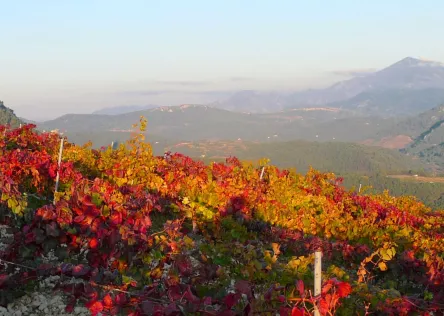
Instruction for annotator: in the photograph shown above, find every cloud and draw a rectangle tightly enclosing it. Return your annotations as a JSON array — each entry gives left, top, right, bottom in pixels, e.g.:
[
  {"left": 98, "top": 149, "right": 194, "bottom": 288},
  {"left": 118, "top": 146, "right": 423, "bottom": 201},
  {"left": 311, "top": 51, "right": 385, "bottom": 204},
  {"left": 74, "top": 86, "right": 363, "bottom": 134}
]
[
  {"left": 154, "top": 80, "right": 211, "bottom": 86},
  {"left": 195, "top": 90, "right": 236, "bottom": 96},
  {"left": 330, "top": 68, "right": 377, "bottom": 77},
  {"left": 119, "top": 89, "right": 174, "bottom": 96},
  {"left": 228, "top": 76, "right": 255, "bottom": 82},
  {"left": 118, "top": 89, "right": 236, "bottom": 97}
]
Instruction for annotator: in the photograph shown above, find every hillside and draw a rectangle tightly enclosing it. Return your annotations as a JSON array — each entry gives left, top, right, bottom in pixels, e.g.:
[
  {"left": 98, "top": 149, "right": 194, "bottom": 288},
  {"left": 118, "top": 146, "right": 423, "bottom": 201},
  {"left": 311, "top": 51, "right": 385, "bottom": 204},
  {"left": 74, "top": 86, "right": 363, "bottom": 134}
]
[
  {"left": 0, "top": 101, "right": 22, "bottom": 127},
  {"left": 415, "top": 143, "right": 444, "bottom": 170},
  {"left": 0, "top": 124, "right": 442, "bottom": 315},
  {"left": 341, "top": 173, "right": 444, "bottom": 210},
  {"left": 37, "top": 105, "right": 394, "bottom": 144},
  {"left": 376, "top": 104, "right": 444, "bottom": 138},
  {"left": 367, "top": 105, "right": 444, "bottom": 171},
  {"left": 38, "top": 105, "right": 282, "bottom": 141},
  {"left": 164, "top": 139, "right": 425, "bottom": 175},
  {"left": 324, "top": 88, "right": 444, "bottom": 117}
]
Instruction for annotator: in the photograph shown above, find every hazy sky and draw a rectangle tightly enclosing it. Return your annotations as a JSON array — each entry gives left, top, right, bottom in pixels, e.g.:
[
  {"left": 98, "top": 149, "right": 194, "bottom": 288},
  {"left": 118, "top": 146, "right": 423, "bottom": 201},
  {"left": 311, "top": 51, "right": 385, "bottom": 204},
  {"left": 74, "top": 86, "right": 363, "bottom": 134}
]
[{"left": 1, "top": 0, "right": 443, "bottom": 120}]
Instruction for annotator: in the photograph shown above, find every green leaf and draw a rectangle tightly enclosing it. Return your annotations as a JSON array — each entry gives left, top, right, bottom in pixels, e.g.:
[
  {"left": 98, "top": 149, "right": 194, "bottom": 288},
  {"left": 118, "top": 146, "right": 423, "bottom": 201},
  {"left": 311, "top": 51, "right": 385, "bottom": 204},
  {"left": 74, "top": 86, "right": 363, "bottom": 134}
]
[
  {"left": 42, "top": 238, "right": 59, "bottom": 254},
  {"left": 91, "top": 193, "right": 103, "bottom": 207},
  {"left": 213, "top": 255, "right": 231, "bottom": 266},
  {"left": 19, "top": 246, "right": 35, "bottom": 259},
  {"left": 55, "top": 247, "right": 69, "bottom": 260}
]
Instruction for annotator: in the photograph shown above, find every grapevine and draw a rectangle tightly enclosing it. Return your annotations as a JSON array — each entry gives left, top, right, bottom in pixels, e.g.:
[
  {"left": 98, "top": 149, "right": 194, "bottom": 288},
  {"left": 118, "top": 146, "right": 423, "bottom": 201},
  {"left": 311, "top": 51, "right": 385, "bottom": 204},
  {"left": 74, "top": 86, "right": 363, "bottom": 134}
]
[{"left": 0, "top": 120, "right": 443, "bottom": 315}]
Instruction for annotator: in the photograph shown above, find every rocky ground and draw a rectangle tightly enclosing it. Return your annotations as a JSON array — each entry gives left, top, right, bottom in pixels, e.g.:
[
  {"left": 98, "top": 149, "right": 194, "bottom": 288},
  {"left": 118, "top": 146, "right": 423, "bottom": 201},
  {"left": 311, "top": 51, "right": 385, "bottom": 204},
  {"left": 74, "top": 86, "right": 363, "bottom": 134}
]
[{"left": 0, "top": 225, "right": 91, "bottom": 316}]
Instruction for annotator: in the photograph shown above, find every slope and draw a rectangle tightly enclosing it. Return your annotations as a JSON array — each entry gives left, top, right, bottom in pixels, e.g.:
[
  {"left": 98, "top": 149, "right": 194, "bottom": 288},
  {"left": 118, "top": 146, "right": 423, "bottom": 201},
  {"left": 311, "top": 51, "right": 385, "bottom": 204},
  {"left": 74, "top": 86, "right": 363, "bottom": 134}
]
[
  {"left": 325, "top": 88, "right": 444, "bottom": 117},
  {"left": 0, "top": 101, "right": 22, "bottom": 127},
  {"left": 286, "top": 57, "right": 444, "bottom": 108},
  {"left": 367, "top": 105, "right": 444, "bottom": 172},
  {"left": 165, "top": 139, "right": 425, "bottom": 175},
  {"left": 37, "top": 105, "right": 395, "bottom": 144}
]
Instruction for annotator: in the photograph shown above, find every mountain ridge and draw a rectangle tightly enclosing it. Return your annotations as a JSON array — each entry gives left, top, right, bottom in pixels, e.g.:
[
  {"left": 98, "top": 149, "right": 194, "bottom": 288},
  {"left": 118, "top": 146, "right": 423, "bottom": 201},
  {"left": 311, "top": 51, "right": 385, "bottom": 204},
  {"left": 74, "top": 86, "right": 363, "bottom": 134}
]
[
  {"left": 93, "top": 104, "right": 160, "bottom": 115},
  {"left": 91, "top": 57, "right": 444, "bottom": 117},
  {"left": 285, "top": 57, "right": 444, "bottom": 110},
  {"left": 0, "top": 101, "right": 22, "bottom": 127}
]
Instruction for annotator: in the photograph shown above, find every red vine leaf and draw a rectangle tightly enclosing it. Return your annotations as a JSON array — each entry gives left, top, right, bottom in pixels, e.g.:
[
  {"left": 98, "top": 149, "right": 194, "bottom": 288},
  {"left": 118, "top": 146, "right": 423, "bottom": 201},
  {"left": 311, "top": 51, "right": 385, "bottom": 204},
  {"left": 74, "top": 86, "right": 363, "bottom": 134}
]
[
  {"left": 235, "top": 280, "right": 252, "bottom": 299},
  {"left": 86, "top": 300, "right": 104, "bottom": 316},
  {"left": 295, "top": 280, "right": 305, "bottom": 297},
  {"left": 291, "top": 307, "right": 305, "bottom": 316},
  {"left": 224, "top": 293, "right": 240, "bottom": 308},
  {"left": 103, "top": 294, "right": 113, "bottom": 307},
  {"left": 337, "top": 282, "right": 352, "bottom": 298}
]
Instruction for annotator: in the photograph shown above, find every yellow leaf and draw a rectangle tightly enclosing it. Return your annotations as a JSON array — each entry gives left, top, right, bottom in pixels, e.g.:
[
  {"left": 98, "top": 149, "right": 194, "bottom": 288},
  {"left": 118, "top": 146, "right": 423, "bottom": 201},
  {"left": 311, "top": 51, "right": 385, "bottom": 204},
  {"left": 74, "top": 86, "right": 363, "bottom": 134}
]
[
  {"left": 183, "top": 236, "right": 194, "bottom": 247},
  {"left": 272, "top": 243, "right": 281, "bottom": 255},
  {"left": 378, "top": 261, "right": 388, "bottom": 271},
  {"left": 380, "top": 247, "right": 396, "bottom": 261}
]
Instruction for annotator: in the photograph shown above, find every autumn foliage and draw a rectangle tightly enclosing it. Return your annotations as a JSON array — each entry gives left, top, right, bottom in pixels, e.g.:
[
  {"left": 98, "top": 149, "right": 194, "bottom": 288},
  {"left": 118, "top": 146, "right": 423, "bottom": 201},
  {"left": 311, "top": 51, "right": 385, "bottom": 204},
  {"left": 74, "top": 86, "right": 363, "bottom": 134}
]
[{"left": 0, "top": 119, "right": 443, "bottom": 315}]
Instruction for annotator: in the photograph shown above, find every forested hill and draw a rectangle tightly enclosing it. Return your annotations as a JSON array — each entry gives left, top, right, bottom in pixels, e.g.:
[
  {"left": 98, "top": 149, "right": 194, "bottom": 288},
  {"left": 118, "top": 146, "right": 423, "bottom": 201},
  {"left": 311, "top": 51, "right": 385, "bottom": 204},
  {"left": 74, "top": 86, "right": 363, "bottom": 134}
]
[
  {"left": 167, "top": 140, "right": 426, "bottom": 175},
  {"left": 0, "top": 101, "right": 22, "bottom": 127}
]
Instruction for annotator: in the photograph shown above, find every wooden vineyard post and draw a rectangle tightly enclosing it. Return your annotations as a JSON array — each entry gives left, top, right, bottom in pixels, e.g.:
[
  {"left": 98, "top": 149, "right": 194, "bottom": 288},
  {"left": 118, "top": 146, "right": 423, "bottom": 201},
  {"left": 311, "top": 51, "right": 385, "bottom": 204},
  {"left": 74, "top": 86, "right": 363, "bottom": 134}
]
[
  {"left": 111, "top": 141, "right": 114, "bottom": 149},
  {"left": 359, "top": 183, "right": 362, "bottom": 193},
  {"left": 313, "top": 250, "right": 322, "bottom": 316},
  {"left": 260, "top": 166, "right": 265, "bottom": 180},
  {"left": 53, "top": 137, "right": 64, "bottom": 205}
]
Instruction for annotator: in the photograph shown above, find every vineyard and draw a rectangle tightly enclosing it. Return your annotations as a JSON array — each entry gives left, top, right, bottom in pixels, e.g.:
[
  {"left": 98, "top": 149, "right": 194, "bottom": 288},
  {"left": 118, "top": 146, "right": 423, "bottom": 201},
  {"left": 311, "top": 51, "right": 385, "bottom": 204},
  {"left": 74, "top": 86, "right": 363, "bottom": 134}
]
[{"left": 0, "top": 118, "right": 443, "bottom": 315}]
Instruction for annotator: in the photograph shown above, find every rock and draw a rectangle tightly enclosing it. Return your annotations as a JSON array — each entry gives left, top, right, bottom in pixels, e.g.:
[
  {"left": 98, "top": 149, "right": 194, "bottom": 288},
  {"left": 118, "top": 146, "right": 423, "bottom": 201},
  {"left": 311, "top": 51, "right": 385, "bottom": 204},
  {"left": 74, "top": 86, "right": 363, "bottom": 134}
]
[
  {"left": 38, "top": 303, "right": 47, "bottom": 311},
  {"left": 74, "top": 306, "right": 85, "bottom": 314}
]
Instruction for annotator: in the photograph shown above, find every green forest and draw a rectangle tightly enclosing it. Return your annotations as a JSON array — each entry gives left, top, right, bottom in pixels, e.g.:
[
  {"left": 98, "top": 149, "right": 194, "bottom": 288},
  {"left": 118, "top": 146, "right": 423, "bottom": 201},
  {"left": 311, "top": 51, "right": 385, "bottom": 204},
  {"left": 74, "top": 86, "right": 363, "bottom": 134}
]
[{"left": 340, "top": 173, "right": 444, "bottom": 210}]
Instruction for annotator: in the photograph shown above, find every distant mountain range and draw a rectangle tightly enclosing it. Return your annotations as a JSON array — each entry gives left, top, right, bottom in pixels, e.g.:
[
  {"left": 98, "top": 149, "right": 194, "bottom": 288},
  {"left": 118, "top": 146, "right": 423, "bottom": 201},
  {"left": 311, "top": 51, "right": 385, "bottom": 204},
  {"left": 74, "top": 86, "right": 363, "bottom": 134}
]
[
  {"left": 318, "top": 88, "right": 444, "bottom": 117},
  {"left": 95, "top": 57, "right": 444, "bottom": 118},
  {"left": 285, "top": 57, "right": 444, "bottom": 108},
  {"left": 232, "top": 57, "right": 444, "bottom": 116},
  {"left": 38, "top": 104, "right": 396, "bottom": 144},
  {"left": 93, "top": 104, "right": 159, "bottom": 115}
]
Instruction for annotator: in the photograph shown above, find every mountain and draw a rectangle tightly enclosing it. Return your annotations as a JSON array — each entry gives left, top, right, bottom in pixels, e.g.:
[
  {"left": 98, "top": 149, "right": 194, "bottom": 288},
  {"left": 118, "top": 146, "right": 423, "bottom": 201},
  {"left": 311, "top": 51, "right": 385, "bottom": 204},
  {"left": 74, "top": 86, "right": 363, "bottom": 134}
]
[
  {"left": 207, "top": 57, "right": 444, "bottom": 116},
  {"left": 286, "top": 57, "right": 444, "bottom": 108},
  {"left": 92, "top": 104, "right": 160, "bottom": 115},
  {"left": 325, "top": 88, "right": 444, "bottom": 117},
  {"left": 37, "top": 105, "right": 395, "bottom": 145},
  {"left": 0, "top": 101, "right": 22, "bottom": 127}
]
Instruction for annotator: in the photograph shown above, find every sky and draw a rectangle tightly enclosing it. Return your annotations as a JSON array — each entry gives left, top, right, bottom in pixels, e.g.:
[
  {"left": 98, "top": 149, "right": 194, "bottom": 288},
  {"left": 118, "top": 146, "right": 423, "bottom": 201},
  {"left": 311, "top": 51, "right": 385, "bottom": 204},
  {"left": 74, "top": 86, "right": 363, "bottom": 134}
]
[{"left": 1, "top": 0, "right": 444, "bottom": 121}]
